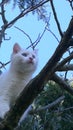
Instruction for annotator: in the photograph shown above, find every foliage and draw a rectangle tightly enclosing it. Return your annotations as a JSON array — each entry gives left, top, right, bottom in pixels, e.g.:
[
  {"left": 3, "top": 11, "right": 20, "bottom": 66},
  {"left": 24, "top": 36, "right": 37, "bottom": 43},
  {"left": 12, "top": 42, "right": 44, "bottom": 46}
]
[
  {"left": 17, "top": 82, "right": 73, "bottom": 130},
  {"left": 9, "top": 0, "right": 45, "bottom": 9},
  {"left": 4, "top": 0, "right": 49, "bottom": 22},
  {"left": 17, "top": 0, "right": 40, "bottom": 9},
  {"left": 17, "top": 0, "right": 48, "bottom": 22}
]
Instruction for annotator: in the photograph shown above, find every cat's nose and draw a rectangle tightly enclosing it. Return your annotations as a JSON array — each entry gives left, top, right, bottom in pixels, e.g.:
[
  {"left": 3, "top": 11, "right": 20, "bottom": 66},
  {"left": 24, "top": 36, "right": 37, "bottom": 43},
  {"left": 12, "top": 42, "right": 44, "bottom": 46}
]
[{"left": 29, "top": 57, "right": 33, "bottom": 61}]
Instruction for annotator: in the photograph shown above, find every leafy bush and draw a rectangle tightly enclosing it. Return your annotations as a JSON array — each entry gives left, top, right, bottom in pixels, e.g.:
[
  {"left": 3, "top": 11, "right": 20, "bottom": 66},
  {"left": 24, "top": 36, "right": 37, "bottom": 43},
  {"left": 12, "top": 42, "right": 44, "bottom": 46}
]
[{"left": 17, "top": 81, "right": 73, "bottom": 130}]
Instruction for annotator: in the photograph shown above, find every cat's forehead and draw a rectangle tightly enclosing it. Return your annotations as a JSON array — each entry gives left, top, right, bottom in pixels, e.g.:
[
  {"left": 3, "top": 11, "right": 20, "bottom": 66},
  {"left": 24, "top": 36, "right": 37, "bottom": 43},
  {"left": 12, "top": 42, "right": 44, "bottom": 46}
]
[{"left": 21, "top": 49, "right": 35, "bottom": 55}]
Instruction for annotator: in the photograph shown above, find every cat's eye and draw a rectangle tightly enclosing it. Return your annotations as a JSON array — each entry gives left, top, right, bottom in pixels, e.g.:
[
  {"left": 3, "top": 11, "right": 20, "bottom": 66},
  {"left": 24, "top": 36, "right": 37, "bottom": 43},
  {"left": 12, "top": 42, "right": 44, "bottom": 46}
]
[
  {"left": 22, "top": 53, "right": 27, "bottom": 57},
  {"left": 32, "top": 55, "right": 35, "bottom": 58}
]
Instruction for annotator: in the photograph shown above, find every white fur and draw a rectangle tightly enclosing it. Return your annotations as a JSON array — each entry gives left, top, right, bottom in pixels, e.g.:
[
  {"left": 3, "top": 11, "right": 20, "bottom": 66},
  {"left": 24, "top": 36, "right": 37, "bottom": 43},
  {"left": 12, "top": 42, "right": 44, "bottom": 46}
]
[{"left": 0, "top": 43, "right": 38, "bottom": 118}]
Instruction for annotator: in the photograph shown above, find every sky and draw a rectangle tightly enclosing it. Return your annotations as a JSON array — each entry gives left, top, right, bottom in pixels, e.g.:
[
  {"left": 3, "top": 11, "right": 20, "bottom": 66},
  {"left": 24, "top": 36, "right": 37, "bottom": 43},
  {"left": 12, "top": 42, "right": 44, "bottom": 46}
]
[{"left": 0, "top": 0, "right": 73, "bottom": 77}]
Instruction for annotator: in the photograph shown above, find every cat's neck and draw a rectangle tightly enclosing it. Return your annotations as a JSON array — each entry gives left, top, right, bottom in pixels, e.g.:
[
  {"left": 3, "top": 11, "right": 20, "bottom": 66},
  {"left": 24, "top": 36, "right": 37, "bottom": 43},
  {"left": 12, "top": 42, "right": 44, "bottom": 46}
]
[{"left": 9, "top": 64, "right": 33, "bottom": 80}]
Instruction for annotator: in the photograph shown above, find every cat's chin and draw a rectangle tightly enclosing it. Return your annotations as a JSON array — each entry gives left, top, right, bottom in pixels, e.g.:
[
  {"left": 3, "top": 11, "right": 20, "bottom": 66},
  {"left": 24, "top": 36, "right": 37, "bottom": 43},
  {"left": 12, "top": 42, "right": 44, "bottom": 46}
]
[{"left": 27, "top": 61, "right": 34, "bottom": 64}]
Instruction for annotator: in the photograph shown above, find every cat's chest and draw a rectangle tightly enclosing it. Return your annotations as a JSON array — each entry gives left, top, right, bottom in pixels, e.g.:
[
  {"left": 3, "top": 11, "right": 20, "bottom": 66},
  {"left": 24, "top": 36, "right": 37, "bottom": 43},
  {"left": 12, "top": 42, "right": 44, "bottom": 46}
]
[
  {"left": 7, "top": 76, "right": 28, "bottom": 104},
  {"left": 9, "top": 76, "right": 28, "bottom": 93},
  {"left": 0, "top": 72, "right": 31, "bottom": 104}
]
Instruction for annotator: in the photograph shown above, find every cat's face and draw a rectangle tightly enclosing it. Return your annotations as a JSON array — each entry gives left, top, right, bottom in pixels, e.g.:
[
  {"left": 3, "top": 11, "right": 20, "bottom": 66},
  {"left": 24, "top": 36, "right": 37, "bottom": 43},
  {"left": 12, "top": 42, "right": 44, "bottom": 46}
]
[{"left": 11, "top": 43, "right": 38, "bottom": 74}]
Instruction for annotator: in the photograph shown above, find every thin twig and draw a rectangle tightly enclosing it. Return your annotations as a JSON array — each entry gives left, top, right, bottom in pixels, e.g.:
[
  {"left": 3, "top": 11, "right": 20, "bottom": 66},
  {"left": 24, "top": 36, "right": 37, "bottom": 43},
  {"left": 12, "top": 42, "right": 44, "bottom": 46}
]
[
  {"left": 67, "top": 0, "right": 73, "bottom": 10},
  {"left": 5, "top": 0, "right": 50, "bottom": 29},
  {"left": 64, "top": 49, "right": 70, "bottom": 79},
  {"left": 14, "top": 25, "right": 47, "bottom": 50},
  {"left": 0, "top": 0, "right": 7, "bottom": 6},
  {"left": 52, "top": 73, "right": 73, "bottom": 95},
  {"left": 46, "top": 27, "right": 60, "bottom": 43},
  {"left": 33, "top": 25, "right": 47, "bottom": 48},
  {"left": 14, "top": 26, "right": 34, "bottom": 49},
  {"left": 50, "top": 0, "right": 63, "bottom": 37},
  {"left": 1, "top": 0, "right": 8, "bottom": 25},
  {"left": 56, "top": 52, "right": 73, "bottom": 71},
  {"left": 55, "top": 106, "right": 73, "bottom": 114},
  {"left": 0, "top": 0, "right": 50, "bottom": 46},
  {"left": 27, "top": 11, "right": 51, "bottom": 49},
  {"left": 29, "top": 96, "right": 65, "bottom": 114},
  {"left": 27, "top": 24, "right": 48, "bottom": 49},
  {"left": 0, "top": 0, "right": 8, "bottom": 45},
  {"left": 0, "top": 61, "right": 10, "bottom": 69}
]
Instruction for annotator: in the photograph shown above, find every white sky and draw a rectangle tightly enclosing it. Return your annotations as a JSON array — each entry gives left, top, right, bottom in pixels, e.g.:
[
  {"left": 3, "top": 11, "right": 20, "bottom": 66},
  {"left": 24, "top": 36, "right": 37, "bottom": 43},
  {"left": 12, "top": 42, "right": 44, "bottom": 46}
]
[{"left": 0, "top": 0, "right": 73, "bottom": 77}]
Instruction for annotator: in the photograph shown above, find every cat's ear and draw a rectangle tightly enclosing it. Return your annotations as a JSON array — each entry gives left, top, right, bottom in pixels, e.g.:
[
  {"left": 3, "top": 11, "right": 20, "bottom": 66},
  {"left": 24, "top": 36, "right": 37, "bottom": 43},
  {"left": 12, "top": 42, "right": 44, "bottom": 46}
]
[
  {"left": 34, "top": 49, "right": 38, "bottom": 55},
  {"left": 13, "top": 43, "right": 21, "bottom": 53}
]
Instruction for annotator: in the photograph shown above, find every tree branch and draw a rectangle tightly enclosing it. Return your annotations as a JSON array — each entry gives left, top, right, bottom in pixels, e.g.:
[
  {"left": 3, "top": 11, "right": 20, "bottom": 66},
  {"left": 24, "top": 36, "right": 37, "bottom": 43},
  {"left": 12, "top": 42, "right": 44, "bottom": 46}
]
[
  {"left": 0, "top": 0, "right": 50, "bottom": 45},
  {"left": 4, "top": 0, "right": 50, "bottom": 29},
  {"left": 56, "top": 52, "right": 73, "bottom": 71},
  {"left": 0, "top": 61, "right": 10, "bottom": 69},
  {"left": 14, "top": 26, "right": 33, "bottom": 48},
  {"left": 29, "top": 95, "right": 65, "bottom": 114},
  {"left": 46, "top": 27, "right": 60, "bottom": 43},
  {"left": 57, "top": 64, "right": 73, "bottom": 71},
  {"left": 50, "top": 0, "right": 63, "bottom": 37},
  {"left": 52, "top": 73, "right": 73, "bottom": 94},
  {"left": 1, "top": 0, "right": 8, "bottom": 25}
]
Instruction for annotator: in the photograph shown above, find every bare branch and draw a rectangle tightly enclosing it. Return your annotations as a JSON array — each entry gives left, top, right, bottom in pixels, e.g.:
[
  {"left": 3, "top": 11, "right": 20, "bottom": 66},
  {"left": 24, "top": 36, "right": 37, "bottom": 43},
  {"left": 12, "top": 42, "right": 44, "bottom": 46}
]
[
  {"left": 46, "top": 27, "right": 60, "bottom": 43},
  {"left": 0, "top": 0, "right": 8, "bottom": 45},
  {"left": 26, "top": 13, "right": 51, "bottom": 49},
  {"left": 1, "top": 0, "right": 8, "bottom": 25},
  {"left": 5, "top": 0, "right": 50, "bottom": 29},
  {"left": 29, "top": 96, "right": 65, "bottom": 114},
  {"left": 0, "top": 0, "right": 50, "bottom": 46},
  {"left": 57, "top": 64, "right": 73, "bottom": 71},
  {"left": 67, "top": 0, "right": 73, "bottom": 10},
  {"left": 0, "top": 26, "right": 5, "bottom": 45},
  {"left": 56, "top": 52, "right": 73, "bottom": 71},
  {"left": 0, "top": 0, "right": 9, "bottom": 6},
  {"left": 27, "top": 24, "right": 47, "bottom": 49},
  {"left": 14, "top": 24, "right": 47, "bottom": 50},
  {"left": 50, "top": 0, "right": 63, "bottom": 37},
  {"left": 52, "top": 73, "right": 73, "bottom": 94},
  {"left": 0, "top": 61, "right": 10, "bottom": 69},
  {"left": 58, "top": 106, "right": 73, "bottom": 112},
  {"left": 32, "top": 24, "right": 47, "bottom": 48},
  {"left": 14, "top": 26, "right": 33, "bottom": 49}
]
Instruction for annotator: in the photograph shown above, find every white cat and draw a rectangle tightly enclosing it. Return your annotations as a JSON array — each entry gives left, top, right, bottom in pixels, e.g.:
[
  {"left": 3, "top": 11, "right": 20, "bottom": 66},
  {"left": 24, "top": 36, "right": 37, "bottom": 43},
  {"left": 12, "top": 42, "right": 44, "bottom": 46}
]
[{"left": 0, "top": 43, "right": 38, "bottom": 119}]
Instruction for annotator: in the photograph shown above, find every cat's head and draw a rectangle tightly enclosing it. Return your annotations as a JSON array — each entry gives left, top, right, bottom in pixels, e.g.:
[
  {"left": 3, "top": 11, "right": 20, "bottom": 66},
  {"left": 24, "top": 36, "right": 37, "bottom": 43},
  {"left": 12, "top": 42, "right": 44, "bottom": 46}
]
[{"left": 11, "top": 43, "right": 38, "bottom": 74}]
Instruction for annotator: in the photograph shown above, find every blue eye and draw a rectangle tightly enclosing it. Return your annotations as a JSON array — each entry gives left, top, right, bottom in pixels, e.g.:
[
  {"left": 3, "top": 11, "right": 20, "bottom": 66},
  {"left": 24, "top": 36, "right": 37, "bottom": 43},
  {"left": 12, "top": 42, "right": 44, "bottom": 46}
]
[
  {"left": 32, "top": 55, "right": 35, "bottom": 58},
  {"left": 22, "top": 53, "right": 27, "bottom": 57}
]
